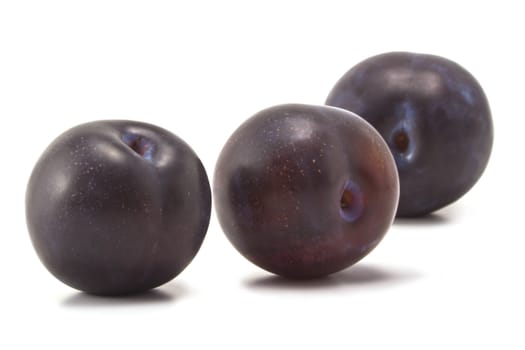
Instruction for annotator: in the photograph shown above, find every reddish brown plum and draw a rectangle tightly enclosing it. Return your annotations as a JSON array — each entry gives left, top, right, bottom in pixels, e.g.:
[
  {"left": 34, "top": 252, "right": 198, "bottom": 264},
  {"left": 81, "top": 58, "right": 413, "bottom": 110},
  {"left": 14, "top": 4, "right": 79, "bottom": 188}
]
[
  {"left": 326, "top": 52, "right": 493, "bottom": 217},
  {"left": 213, "top": 104, "right": 399, "bottom": 278},
  {"left": 26, "top": 120, "right": 211, "bottom": 295}
]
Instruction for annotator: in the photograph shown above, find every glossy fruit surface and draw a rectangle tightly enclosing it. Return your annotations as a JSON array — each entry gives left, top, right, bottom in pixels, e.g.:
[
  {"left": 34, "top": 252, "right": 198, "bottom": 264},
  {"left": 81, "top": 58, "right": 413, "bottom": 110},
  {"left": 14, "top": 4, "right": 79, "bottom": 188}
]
[
  {"left": 26, "top": 120, "right": 211, "bottom": 295},
  {"left": 214, "top": 104, "right": 399, "bottom": 278},
  {"left": 326, "top": 52, "right": 493, "bottom": 217}
]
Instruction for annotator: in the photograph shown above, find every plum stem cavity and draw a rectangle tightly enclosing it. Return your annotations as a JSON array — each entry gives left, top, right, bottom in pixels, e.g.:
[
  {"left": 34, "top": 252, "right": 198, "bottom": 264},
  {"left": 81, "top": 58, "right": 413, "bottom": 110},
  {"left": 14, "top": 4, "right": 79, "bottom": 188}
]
[
  {"left": 339, "top": 180, "right": 364, "bottom": 222},
  {"left": 122, "top": 133, "right": 155, "bottom": 161},
  {"left": 394, "top": 130, "right": 410, "bottom": 153}
]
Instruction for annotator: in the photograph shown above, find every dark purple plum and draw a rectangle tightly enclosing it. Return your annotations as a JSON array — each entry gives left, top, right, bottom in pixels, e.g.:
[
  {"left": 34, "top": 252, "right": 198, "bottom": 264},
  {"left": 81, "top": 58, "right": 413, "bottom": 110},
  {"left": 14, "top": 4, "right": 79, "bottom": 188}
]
[
  {"left": 326, "top": 52, "right": 493, "bottom": 217},
  {"left": 26, "top": 120, "right": 211, "bottom": 295},
  {"left": 213, "top": 104, "right": 399, "bottom": 278}
]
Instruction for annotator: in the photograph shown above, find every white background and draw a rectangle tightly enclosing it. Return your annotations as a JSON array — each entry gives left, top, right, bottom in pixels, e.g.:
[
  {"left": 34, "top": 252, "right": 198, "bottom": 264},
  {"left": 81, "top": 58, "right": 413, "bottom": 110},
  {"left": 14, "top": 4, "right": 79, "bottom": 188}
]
[{"left": 1, "top": 1, "right": 523, "bottom": 349}]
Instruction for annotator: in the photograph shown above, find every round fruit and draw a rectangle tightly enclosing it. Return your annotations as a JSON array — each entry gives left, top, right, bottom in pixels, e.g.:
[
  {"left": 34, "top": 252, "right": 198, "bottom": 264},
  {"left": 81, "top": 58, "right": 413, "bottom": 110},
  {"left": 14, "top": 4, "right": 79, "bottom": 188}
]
[
  {"left": 213, "top": 104, "right": 399, "bottom": 278},
  {"left": 326, "top": 52, "right": 493, "bottom": 217},
  {"left": 26, "top": 120, "right": 211, "bottom": 295}
]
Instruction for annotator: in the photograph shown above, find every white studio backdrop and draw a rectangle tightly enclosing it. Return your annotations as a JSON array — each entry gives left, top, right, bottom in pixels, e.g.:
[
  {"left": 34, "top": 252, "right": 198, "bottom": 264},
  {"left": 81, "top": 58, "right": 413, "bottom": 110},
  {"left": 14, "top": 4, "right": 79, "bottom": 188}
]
[{"left": 0, "top": 1, "right": 523, "bottom": 349}]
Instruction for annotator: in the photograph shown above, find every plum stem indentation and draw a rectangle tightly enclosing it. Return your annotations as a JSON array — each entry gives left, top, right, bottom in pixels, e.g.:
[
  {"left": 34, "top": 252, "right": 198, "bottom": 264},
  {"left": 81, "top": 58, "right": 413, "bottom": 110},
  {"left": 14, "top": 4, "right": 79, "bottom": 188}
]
[{"left": 121, "top": 133, "right": 155, "bottom": 161}]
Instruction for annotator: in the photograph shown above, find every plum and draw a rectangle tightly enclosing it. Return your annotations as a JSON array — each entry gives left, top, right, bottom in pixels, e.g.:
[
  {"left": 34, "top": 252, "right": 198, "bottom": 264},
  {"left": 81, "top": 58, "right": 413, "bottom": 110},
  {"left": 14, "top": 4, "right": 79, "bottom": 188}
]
[
  {"left": 326, "top": 52, "right": 493, "bottom": 216},
  {"left": 26, "top": 120, "right": 211, "bottom": 295},
  {"left": 213, "top": 104, "right": 399, "bottom": 278}
]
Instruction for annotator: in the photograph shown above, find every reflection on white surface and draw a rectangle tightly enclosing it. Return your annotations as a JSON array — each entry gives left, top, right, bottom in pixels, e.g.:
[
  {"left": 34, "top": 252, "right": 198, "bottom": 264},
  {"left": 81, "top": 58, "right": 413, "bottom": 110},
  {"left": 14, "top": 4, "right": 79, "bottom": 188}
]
[
  {"left": 60, "top": 282, "right": 187, "bottom": 308},
  {"left": 243, "top": 263, "right": 421, "bottom": 291}
]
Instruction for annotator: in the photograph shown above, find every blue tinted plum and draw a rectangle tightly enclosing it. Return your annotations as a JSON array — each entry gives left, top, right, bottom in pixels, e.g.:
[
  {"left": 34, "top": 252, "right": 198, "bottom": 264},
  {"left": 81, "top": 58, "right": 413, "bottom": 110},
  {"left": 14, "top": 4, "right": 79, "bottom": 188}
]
[{"left": 326, "top": 52, "right": 493, "bottom": 216}]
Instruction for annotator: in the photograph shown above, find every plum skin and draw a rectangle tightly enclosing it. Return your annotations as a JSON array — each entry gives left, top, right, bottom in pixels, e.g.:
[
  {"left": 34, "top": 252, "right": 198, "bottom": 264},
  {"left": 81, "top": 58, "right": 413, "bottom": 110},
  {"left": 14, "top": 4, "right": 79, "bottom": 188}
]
[
  {"left": 213, "top": 104, "right": 399, "bottom": 278},
  {"left": 326, "top": 52, "right": 493, "bottom": 217},
  {"left": 26, "top": 120, "right": 211, "bottom": 295}
]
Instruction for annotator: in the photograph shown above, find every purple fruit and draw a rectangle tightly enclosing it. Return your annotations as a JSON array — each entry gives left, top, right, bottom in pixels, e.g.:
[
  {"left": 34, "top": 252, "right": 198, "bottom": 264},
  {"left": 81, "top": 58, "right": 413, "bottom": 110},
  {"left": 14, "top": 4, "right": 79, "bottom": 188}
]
[
  {"left": 214, "top": 104, "right": 399, "bottom": 278},
  {"left": 326, "top": 52, "right": 493, "bottom": 217},
  {"left": 26, "top": 120, "right": 211, "bottom": 295}
]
